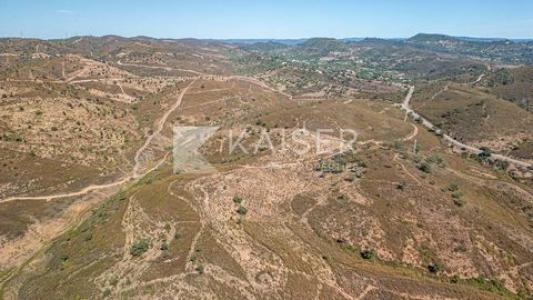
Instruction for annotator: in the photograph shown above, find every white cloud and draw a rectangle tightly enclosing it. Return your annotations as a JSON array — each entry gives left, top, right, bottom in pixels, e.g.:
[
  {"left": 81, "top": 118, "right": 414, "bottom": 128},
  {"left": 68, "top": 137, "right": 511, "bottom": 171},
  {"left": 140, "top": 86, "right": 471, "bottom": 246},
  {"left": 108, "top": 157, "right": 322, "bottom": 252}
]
[{"left": 56, "top": 9, "right": 74, "bottom": 14}]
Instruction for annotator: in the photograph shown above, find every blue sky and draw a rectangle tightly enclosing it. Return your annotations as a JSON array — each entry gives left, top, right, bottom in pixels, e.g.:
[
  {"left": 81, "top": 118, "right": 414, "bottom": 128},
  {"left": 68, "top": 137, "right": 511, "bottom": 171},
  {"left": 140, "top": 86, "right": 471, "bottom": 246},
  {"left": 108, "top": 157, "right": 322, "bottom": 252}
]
[{"left": 1, "top": 0, "right": 532, "bottom": 39}]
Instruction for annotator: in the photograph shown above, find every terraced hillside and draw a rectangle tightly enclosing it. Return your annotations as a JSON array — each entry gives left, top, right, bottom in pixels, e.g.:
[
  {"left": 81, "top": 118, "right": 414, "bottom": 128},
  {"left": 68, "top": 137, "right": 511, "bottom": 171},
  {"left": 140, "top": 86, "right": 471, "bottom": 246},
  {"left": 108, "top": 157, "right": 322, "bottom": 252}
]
[{"left": 0, "top": 36, "right": 532, "bottom": 299}]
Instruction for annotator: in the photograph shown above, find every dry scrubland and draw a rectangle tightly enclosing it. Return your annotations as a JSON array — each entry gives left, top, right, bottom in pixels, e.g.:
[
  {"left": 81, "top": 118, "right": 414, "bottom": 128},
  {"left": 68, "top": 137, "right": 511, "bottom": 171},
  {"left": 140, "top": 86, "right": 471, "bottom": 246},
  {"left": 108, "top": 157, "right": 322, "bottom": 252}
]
[{"left": 0, "top": 35, "right": 532, "bottom": 299}]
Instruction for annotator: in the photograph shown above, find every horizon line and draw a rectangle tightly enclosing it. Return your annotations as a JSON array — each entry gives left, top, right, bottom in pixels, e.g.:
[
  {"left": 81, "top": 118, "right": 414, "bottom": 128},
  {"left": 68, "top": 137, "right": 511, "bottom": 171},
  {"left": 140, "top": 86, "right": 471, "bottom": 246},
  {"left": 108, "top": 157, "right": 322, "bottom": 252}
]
[{"left": 1, "top": 32, "right": 533, "bottom": 42}]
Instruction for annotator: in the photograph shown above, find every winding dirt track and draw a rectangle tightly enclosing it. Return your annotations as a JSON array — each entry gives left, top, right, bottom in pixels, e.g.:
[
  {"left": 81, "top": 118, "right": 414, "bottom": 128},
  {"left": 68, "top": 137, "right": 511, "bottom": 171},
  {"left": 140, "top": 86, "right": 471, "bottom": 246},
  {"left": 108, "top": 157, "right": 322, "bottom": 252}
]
[
  {"left": 0, "top": 79, "right": 197, "bottom": 203},
  {"left": 132, "top": 78, "right": 197, "bottom": 177},
  {"left": 0, "top": 64, "right": 292, "bottom": 203},
  {"left": 3, "top": 65, "right": 529, "bottom": 204},
  {"left": 401, "top": 86, "right": 532, "bottom": 169}
]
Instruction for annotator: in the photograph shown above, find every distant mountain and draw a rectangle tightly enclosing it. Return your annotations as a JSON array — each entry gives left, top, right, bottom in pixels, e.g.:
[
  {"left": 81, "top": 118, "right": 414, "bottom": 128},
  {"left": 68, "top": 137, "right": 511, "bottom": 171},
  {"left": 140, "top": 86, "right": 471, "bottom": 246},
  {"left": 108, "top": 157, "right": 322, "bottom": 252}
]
[
  {"left": 408, "top": 33, "right": 459, "bottom": 42},
  {"left": 241, "top": 41, "right": 290, "bottom": 51},
  {"left": 299, "top": 38, "right": 348, "bottom": 52},
  {"left": 405, "top": 33, "right": 533, "bottom": 64},
  {"left": 215, "top": 39, "right": 307, "bottom": 45},
  {"left": 456, "top": 36, "right": 533, "bottom": 43},
  {"left": 340, "top": 37, "right": 365, "bottom": 42},
  {"left": 407, "top": 33, "right": 533, "bottom": 43}
]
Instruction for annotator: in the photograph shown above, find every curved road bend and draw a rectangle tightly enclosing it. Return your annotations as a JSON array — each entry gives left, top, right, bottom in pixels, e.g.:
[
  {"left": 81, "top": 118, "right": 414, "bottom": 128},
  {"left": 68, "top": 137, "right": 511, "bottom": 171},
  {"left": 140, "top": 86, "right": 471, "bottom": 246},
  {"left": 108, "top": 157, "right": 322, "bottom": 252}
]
[{"left": 401, "top": 86, "right": 532, "bottom": 169}]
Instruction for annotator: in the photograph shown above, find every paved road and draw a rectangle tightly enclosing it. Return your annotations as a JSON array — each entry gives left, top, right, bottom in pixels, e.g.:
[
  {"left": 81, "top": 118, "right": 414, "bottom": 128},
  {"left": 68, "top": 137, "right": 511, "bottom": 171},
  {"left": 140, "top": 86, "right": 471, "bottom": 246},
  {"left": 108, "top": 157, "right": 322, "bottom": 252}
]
[{"left": 401, "top": 86, "right": 532, "bottom": 169}]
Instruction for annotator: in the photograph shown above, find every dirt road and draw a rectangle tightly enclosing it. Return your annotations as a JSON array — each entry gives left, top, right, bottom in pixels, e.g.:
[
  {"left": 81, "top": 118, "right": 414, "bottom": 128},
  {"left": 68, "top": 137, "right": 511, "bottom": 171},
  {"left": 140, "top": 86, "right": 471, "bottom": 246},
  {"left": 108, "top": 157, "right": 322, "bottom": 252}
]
[
  {"left": 401, "top": 86, "right": 532, "bottom": 168},
  {"left": 132, "top": 79, "right": 197, "bottom": 177},
  {"left": 0, "top": 79, "right": 197, "bottom": 203}
]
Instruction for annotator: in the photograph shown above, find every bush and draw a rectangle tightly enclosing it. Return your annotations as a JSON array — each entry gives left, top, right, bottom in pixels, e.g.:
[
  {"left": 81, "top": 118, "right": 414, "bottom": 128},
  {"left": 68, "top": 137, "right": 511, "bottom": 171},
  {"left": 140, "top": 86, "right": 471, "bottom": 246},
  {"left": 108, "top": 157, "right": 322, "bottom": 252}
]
[
  {"left": 447, "top": 183, "right": 459, "bottom": 192},
  {"left": 427, "top": 155, "right": 443, "bottom": 165},
  {"left": 83, "top": 232, "right": 93, "bottom": 241},
  {"left": 130, "top": 239, "right": 150, "bottom": 256},
  {"left": 255, "top": 119, "right": 266, "bottom": 127},
  {"left": 236, "top": 206, "right": 248, "bottom": 215},
  {"left": 396, "top": 182, "right": 406, "bottom": 190},
  {"left": 360, "top": 249, "right": 375, "bottom": 260},
  {"left": 233, "top": 195, "right": 243, "bottom": 204},
  {"left": 428, "top": 262, "right": 444, "bottom": 274},
  {"left": 450, "top": 274, "right": 460, "bottom": 283},
  {"left": 195, "top": 265, "right": 204, "bottom": 274},
  {"left": 102, "top": 289, "right": 111, "bottom": 297},
  {"left": 453, "top": 198, "right": 465, "bottom": 207},
  {"left": 417, "top": 162, "right": 431, "bottom": 173},
  {"left": 160, "top": 241, "right": 169, "bottom": 251},
  {"left": 478, "top": 147, "right": 492, "bottom": 159}
]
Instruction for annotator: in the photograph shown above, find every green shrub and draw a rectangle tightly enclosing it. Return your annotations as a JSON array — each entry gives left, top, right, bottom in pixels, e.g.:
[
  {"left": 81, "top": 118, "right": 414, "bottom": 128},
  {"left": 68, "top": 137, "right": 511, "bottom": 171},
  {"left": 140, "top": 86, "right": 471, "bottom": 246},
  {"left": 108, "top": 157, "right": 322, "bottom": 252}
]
[
  {"left": 453, "top": 198, "right": 465, "bottom": 207},
  {"left": 237, "top": 206, "right": 248, "bottom": 215},
  {"left": 102, "top": 289, "right": 111, "bottom": 298},
  {"left": 396, "top": 182, "right": 406, "bottom": 190},
  {"left": 447, "top": 183, "right": 459, "bottom": 192},
  {"left": 428, "top": 262, "right": 444, "bottom": 274},
  {"left": 233, "top": 195, "right": 243, "bottom": 204},
  {"left": 478, "top": 147, "right": 492, "bottom": 159},
  {"left": 360, "top": 249, "right": 375, "bottom": 260},
  {"left": 427, "top": 155, "right": 443, "bottom": 164},
  {"left": 160, "top": 241, "right": 169, "bottom": 251},
  {"left": 417, "top": 162, "right": 431, "bottom": 173},
  {"left": 83, "top": 232, "right": 93, "bottom": 241},
  {"left": 450, "top": 274, "right": 460, "bottom": 283},
  {"left": 195, "top": 265, "right": 204, "bottom": 274},
  {"left": 130, "top": 239, "right": 150, "bottom": 256}
]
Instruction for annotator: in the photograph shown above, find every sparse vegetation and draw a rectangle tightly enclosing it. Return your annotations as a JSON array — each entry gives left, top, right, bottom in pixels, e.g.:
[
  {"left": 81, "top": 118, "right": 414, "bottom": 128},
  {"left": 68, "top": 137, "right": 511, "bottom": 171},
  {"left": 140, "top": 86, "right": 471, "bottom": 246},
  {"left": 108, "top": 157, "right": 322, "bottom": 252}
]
[
  {"left": 0, "top": 32, "right": 530, "bottom": 300},
  {"left": 130, "top": 239, "right": 150, "bottom": 257}
]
